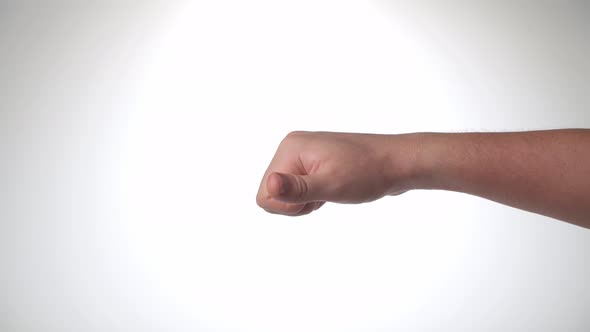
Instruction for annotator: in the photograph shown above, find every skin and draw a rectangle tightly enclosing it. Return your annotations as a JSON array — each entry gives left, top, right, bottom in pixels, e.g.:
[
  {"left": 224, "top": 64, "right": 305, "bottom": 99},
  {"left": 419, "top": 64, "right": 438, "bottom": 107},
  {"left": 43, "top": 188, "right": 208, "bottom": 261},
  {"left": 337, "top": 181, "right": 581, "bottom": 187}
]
[{"left": 256, "top": 129, "right": 590, "bottom": 229}]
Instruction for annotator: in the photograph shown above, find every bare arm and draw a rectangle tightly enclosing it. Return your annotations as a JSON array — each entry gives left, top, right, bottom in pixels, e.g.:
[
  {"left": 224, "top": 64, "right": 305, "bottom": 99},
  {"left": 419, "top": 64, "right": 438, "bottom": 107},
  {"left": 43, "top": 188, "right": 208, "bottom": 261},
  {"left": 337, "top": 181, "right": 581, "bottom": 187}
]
[
  {"left": 256, "top": 129, "right": 590, "bottom": 229},
  {"left": 411, "top": 129, "right": 590, "bottom": 228}
]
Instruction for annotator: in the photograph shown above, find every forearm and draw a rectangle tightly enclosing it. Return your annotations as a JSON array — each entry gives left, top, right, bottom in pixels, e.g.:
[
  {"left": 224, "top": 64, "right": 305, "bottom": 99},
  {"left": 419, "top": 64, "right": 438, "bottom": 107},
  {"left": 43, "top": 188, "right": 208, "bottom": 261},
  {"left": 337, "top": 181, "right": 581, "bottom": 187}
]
[{"left": 395, "top": 130, "right": 590, "bottom": 228}]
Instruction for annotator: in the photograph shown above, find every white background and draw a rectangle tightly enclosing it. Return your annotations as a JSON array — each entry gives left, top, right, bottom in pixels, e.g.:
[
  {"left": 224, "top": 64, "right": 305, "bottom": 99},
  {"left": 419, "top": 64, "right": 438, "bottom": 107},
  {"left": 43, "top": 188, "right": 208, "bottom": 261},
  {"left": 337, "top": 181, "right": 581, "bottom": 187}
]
[{"left": 1, "top": 1, "right": 590, "bottom": 331}]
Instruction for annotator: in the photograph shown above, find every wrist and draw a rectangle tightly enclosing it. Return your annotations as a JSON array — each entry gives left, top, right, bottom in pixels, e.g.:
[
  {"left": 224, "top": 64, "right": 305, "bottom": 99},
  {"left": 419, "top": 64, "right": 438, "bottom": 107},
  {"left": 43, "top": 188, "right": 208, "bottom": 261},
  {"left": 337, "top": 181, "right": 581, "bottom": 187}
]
[
  {"left": 380, "top": 132, "right": 447, "bottom": 194},
  {"left": 375, "top": 133, "right": 424, "bottom": 194}
]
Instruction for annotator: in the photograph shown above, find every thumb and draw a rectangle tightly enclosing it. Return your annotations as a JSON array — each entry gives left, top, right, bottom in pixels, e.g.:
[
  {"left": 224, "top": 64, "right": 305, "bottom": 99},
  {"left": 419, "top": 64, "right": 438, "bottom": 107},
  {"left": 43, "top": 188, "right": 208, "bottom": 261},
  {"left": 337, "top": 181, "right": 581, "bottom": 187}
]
[{"left": 268, "top": 172, "right": 322, "bottom": 204}]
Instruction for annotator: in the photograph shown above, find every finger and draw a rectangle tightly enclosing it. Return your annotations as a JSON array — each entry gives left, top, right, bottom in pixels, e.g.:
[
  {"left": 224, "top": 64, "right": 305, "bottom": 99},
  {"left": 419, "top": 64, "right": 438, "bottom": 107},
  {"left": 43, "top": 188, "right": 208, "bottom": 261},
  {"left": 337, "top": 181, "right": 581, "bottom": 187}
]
[
  {"left": 255, "top": 177, "right": 304, "bottom": 215},
  {"left": 261, "top": 199, "right": 307, "bottom": 216},
  {"left": 267, "top": 172, "right": 328, "bottom": 204},
  {"left": 257, "top": 175, "right": 326, "bottom": 216},
  {"left": 257, "top": 174, "right": 325, "bottom": 216},
  {"left": 292, "top": 201, "right": 325, "bottom": 216},
  {"left": 263, "top": 201, "right": 323, "bottom": 217}
]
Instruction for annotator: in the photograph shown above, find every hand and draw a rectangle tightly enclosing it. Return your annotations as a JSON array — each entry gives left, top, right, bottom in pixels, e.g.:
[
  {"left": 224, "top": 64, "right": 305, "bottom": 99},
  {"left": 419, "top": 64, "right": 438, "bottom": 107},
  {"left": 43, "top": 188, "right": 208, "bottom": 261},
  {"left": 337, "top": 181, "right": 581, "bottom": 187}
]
[{"left": 256, "top": 131, "right": 417, "bottom": 216}]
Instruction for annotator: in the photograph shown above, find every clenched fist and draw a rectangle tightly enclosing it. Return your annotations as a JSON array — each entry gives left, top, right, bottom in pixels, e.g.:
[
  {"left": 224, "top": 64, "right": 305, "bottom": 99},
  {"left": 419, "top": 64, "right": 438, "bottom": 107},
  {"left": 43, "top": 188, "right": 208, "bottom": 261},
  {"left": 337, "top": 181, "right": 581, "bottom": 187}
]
[{"left": 256, "top": 131, "right": 419, "bottom": 216}]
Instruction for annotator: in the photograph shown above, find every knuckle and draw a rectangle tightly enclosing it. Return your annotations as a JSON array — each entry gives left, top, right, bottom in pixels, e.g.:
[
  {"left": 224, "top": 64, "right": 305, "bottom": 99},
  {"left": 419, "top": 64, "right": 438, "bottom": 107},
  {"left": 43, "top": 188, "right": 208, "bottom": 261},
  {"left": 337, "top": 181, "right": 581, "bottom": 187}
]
[{"left": 282, "top": 131, "right": 307, "bottom": 144}]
